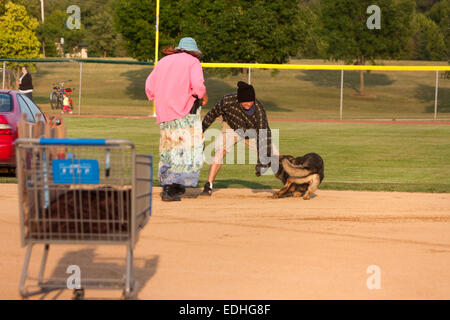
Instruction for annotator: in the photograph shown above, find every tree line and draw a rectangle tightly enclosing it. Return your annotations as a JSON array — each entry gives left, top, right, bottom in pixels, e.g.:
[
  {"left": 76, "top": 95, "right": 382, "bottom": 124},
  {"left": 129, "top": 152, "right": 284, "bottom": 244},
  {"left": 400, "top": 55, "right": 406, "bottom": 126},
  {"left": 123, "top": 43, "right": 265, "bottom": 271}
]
[{"left": 0, "top": 0, "right": 448, "bottom": 63}]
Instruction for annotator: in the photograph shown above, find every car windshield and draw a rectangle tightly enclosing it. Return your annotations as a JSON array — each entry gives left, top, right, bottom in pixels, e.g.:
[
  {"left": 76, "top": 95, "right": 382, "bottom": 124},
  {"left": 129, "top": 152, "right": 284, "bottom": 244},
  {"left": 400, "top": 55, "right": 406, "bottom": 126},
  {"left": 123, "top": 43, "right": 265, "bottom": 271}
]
[{"left": 0, "top": 93, "right": 13, "bottom": 112}]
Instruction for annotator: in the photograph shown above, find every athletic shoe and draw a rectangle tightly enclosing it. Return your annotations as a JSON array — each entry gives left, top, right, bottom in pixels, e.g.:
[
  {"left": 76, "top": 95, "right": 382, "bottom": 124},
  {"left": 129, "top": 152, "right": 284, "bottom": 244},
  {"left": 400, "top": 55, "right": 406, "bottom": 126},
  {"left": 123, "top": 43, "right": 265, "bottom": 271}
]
[{"left": 200, "top": 182, "right": 213, "bottom": 196}]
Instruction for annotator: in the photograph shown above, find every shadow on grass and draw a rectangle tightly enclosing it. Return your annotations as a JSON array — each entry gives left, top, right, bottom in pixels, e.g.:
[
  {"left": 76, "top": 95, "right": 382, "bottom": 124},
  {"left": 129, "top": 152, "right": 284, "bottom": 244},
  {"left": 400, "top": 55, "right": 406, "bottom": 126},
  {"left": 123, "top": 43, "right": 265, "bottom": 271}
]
[
  {"left": 258, "top": 99, "right": 292, "bottom": 113},
  {"left": 203, "top": 77, "right": 236, "bottom": 103},
  {"left": 415, "top": 84, "right": 450, "bottom": 114},
  {"left": 33, "top": 95, "right": 50, "bottom": 106},
  {"left": 33, "top": 247, "right": 158, "bottom": 300},
  {"left": 118, "top": 67, "right": 291, "bottom": 112},
  {"left": 202, "top": 78, "right": 291, "bottom": 113},
  {"left": 297, "top": 70, "right": 395, "bottom": 94},
  {"left": 120, "top": 68, "right": 153, "bottom": 101},
  {"left": 35, "top": 64, "right": 53, "bottom": 78}
]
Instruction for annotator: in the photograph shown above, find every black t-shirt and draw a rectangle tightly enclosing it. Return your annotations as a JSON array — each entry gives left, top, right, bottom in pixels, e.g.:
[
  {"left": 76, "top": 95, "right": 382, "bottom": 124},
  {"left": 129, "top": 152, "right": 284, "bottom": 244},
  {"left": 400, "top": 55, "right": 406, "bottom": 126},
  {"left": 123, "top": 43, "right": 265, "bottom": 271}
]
[{"left": 19, "top": 73, "right": 33, "bottom": 91}]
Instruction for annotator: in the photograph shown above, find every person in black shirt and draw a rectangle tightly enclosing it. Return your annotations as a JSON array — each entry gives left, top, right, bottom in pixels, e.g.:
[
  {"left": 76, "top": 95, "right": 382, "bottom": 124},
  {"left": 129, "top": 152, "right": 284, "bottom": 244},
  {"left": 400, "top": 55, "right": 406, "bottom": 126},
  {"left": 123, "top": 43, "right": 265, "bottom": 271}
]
[
  {"left": 17, "top": 66, "right": 34, "bottom": 101},
  {"left": 201, "top": 81, "right": 278, "bottom": 196}
]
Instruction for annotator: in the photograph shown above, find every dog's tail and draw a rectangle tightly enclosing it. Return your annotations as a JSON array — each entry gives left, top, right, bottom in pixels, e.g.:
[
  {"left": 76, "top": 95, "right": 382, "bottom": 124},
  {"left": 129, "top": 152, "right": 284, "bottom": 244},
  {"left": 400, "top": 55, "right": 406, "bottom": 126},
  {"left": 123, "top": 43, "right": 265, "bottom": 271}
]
[{"left": 281, "top": 158, "right": 313, "bottom": 177}]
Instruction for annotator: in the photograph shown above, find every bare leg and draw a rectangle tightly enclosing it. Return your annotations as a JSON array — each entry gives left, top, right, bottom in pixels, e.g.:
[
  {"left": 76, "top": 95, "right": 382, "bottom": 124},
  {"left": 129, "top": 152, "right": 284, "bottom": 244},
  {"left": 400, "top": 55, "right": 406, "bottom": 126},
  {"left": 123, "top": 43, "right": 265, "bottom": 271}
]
[
  {"left": 207, "top": 149, "right": 227, "bottom": 185},
  {"left": 207, "top": 162, "right": 222, "bottom": 184}
]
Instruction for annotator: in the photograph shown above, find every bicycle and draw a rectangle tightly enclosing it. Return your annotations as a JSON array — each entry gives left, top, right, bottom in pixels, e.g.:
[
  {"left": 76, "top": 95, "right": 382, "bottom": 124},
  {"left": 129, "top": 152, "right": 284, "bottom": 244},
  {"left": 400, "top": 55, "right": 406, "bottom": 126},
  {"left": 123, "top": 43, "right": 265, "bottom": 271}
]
[{"left": 50, "top": 80, "right": 75, "bottom": 110}]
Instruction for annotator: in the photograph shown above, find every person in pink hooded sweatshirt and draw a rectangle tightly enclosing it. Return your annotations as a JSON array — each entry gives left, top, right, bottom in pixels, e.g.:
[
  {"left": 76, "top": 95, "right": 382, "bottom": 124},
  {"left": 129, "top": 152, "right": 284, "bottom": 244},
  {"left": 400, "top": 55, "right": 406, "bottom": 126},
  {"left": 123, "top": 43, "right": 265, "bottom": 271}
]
[{"left": 145, "top": 37, "right": 208, "bottom": 202}]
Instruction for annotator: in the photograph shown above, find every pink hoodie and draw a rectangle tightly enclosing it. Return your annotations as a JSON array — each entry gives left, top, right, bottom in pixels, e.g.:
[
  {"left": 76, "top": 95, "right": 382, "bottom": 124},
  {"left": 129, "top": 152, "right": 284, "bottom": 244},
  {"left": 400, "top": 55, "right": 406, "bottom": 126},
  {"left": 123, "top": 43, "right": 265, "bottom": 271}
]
[{"left": 145, "top": 52, "right": 206, "bottom": 123}]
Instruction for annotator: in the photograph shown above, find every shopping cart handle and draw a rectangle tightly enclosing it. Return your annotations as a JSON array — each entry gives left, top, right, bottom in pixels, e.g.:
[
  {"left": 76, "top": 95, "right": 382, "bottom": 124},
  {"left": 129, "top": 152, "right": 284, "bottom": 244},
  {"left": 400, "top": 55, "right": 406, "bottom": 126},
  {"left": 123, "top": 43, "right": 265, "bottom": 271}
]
[{"left": 39, "top": 138, "right": 106, "bottom": 145}]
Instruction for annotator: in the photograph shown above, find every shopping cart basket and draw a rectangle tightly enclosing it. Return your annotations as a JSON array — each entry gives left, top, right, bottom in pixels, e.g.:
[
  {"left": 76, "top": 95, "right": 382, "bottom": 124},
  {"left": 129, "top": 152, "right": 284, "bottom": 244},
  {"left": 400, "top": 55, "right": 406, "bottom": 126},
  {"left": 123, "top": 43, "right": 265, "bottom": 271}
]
[{"left": 15, "top": 138, "right": 153, "bottom": 299}]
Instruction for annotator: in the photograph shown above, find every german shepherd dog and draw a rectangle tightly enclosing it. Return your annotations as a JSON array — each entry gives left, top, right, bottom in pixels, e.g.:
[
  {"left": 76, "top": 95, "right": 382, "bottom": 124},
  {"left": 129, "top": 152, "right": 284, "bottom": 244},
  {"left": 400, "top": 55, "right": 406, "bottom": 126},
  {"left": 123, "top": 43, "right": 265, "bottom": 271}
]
[{"left": 272, "top": 153, "right": 324, "bottom": 200}]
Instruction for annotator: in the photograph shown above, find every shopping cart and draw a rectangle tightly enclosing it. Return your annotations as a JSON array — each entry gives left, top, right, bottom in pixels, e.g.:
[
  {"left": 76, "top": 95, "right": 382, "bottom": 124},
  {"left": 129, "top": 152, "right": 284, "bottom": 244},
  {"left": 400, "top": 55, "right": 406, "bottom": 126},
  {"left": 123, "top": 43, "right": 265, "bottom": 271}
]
[{"left": 15, "top": 138, "right": 153, "bottom": 299}]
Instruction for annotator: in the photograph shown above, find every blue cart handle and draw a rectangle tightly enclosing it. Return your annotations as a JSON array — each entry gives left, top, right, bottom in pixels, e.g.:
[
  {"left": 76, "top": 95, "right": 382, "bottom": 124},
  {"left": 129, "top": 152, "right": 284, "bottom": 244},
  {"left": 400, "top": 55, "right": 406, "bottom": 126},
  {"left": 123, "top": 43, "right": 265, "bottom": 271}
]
[{"left": 39, "top": 138, "right": 106, "bottom": 145}]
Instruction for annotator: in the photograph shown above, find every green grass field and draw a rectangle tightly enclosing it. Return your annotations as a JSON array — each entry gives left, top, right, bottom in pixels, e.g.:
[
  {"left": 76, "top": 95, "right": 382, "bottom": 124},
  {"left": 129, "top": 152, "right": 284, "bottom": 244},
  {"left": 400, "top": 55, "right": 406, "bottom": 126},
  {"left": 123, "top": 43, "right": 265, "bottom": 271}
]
[
  {"left": 2, "top": 59, "right": 449, "bottom": 192},
  {"left": 3, "top": 117, "right": 448, "bottom": 192},
  {"left": 26, "top": 58, "right": 450, "bottom": 120}
]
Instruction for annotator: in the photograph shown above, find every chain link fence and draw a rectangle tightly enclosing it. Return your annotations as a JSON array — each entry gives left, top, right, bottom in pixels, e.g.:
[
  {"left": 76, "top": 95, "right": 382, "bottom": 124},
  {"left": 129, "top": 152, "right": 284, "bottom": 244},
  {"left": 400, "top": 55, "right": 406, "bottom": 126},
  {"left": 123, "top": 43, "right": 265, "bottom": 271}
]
[{"left": 2, "top": 58, "right": 449, "bottom": 120}]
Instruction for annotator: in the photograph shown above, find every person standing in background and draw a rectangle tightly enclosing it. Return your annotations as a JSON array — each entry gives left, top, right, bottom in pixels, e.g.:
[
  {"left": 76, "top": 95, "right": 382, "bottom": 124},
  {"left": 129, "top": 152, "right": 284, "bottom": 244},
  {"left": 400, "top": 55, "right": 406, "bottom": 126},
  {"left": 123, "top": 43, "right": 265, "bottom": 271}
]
[
  {"left": 145, "top": 37, "right": 208, "bottom": 202},
  {"left": 17, "top": 66, "right": 34, "bottom": 101}
]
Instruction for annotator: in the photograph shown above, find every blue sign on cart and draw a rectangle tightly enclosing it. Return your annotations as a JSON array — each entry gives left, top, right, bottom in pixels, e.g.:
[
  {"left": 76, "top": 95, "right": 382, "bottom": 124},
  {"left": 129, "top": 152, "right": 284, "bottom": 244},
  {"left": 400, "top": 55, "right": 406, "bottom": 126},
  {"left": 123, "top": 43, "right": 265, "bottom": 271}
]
[{"left": 52, "top": 159, "right": 100, "bottom": 184}]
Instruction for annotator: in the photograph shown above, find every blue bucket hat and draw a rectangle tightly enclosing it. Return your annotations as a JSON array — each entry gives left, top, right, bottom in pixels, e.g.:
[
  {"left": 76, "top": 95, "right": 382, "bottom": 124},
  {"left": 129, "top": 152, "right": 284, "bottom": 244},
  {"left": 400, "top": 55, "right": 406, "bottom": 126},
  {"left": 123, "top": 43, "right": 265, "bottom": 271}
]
[{"left": 175, "top": 37, "right": 202, "bottom": 54}]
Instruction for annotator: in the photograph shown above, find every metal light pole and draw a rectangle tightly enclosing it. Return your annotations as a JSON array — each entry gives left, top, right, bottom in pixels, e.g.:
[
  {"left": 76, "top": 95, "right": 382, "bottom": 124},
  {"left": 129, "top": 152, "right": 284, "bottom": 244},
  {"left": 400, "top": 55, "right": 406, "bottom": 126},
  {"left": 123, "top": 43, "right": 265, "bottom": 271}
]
[
  {"left": 340, "top": 69, "right": 344, "bottom": 120},
  {"left": 152, "top": 0, "right": 160, "bottom": 117},
  {"left": 2, "top": 61, "right": 5, "bottom": 90},
  {"left": 78, "top": 62, "right": 82, "bottom": 115},
  {"left": 434, "top": 70, "right": 439, "bottom": 120},
  {"left": 40, "top": 0, "right": 44, "bottom": 22},
  {"left": 40, "top": 0, "right": 45, "bottom": 56}
]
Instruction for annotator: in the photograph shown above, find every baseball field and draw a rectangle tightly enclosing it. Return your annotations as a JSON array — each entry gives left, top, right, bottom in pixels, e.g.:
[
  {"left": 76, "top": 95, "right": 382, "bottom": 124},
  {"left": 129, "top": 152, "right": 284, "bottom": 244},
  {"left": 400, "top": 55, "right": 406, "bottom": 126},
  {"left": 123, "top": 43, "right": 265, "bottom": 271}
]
[
  {"left": 0, "top": 117, "right": 449, "bottom": 299},
  {"left": 1, "top": 184, "right": 449, "bottom": 299},
  {"left": 1, "top": 59, "right": 449, "bottom": 299}
]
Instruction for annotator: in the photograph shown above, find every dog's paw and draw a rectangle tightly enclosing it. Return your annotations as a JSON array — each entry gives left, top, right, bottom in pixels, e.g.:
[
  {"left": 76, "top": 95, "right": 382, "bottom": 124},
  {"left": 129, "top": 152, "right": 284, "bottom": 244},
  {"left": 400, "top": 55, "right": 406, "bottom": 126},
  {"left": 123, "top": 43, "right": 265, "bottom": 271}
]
[
  {"left": 272, "top": 192, "right": 280, "bottom": 199},
  {"left": 302, "top": 195, "right": 311, "bottom": 200}
]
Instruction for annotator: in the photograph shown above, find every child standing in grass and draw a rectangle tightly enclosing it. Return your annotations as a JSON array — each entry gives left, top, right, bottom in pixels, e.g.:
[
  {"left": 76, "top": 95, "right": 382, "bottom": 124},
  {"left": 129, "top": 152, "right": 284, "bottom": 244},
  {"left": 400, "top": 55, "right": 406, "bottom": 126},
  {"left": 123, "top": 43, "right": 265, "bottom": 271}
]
[{"left": 62, "top": 93, "right": 72, "bottom": 114}]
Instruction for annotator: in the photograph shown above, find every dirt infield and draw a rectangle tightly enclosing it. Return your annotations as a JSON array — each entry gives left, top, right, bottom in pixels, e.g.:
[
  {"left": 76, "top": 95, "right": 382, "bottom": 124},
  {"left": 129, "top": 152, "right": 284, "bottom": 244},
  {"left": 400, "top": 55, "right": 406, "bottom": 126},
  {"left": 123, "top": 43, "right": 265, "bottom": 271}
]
[{"left": 0, "top": 184, "right": 449, "bottom": 300}]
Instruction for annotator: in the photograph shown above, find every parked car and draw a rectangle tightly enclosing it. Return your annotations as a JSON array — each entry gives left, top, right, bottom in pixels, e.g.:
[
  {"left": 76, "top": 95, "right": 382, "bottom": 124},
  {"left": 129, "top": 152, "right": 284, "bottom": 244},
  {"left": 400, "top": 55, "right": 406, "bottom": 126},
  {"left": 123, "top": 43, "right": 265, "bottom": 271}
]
[{"left": 0, "top": 90, "right": 46, "bottom": 173}]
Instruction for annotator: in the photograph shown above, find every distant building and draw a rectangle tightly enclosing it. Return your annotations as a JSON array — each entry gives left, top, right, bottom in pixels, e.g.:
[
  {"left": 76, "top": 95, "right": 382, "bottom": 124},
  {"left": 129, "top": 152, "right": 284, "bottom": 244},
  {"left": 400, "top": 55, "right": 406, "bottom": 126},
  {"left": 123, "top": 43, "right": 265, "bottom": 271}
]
[
  {"left": 78, "top": 42, "right": 89, "bottom": 59},
  {"left": 56, "top": 42, "right": 89, "bottom": 58}
]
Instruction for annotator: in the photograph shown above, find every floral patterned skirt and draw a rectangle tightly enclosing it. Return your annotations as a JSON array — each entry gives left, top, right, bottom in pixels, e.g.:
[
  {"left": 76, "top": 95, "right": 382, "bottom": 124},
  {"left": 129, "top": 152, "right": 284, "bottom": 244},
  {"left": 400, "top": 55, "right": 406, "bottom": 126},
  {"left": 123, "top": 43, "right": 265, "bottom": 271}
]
[{"left": 158, "top": 112, "right": 203, "bottom": 187}]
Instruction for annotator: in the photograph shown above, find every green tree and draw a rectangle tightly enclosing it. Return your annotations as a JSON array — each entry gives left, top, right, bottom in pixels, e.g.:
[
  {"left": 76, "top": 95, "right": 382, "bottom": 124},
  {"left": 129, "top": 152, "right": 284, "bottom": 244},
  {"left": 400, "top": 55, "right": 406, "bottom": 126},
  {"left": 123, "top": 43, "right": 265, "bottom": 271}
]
[
  {"left": 37, "top": 9, "right": 66, "bottom": 57},
  {"left": 178, "top": 0, "right": 303, "bottom": 64},
  {"left": 410, "top": 13, "right": 446, "bottom": 60},
  {"left": 37, "top": 9, "right": 86, "bottom": 57},
  {"left": 0, "top": 0, "right": 40, "bottom": 18},
  {"left": 321, "top": 0, "right": 415, "bottom": 95},
  {"left": 0, "top": 2, "right": 41, "bottom": 87},
  {"left": 114, "top": 0, "right": 159, "bottom": 61},
  {"left": 35, "top": 0, "right": 124, "bottom": 58},
  {"left": 296, "top": 3, "right": 327, "bottom": 59},
  {"left": 414, "top": 0, "right": 440, "bottom": 13},
  {"left": 84, "top": 1, "right": 122, "bottom": 57},
  {"left": 114, "top": 0, "right": 305, "bottom": 64},
  {"left": 428, "top": 0, "right": 449, "bottom": 60}
]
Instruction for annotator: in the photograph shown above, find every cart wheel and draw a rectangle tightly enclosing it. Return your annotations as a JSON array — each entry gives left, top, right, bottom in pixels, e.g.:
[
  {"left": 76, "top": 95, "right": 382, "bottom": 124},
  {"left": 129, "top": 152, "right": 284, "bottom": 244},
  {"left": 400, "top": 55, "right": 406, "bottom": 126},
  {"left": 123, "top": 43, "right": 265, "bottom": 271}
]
[
  {"left": 72, "top": 288, "right": 85, "bottom": 300},
  {"left": 122, "top": 290, "right": 130, "bottom": 300},
  {"left": 122, "top": 281, "right": 137, "bottom": 300},
  {"left": 8, "top": 167, "right": 16, "bottom": 177}
]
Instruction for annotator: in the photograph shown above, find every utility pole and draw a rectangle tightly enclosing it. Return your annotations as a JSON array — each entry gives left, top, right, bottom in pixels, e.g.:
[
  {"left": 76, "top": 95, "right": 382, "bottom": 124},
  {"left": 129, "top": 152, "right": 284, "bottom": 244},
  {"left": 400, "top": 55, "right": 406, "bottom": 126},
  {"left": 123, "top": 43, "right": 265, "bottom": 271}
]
[
  {"left": 40, "top": 0, "right": 45, "bottom": 56},
  {"left": 40, "top": 0, "right": 44, "bottom": 22}
]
